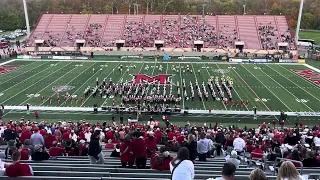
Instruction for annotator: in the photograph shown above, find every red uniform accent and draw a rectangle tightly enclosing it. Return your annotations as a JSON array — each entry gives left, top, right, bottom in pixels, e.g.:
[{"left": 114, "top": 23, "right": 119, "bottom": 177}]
[
  {"left": 246, "top": 100, "right": 249, "bottom": 106},
  {"left": 236, "top": 100, "right": 239, "bottom": 106},
  {"left": 5, "top": 162, "right": 33, "bottom": 177},
  {"left": 34, "top": 111, "right": 39, "bottom": 117},
  {"left": 75, "top": 97, "right": 78, "bottom": 104}
]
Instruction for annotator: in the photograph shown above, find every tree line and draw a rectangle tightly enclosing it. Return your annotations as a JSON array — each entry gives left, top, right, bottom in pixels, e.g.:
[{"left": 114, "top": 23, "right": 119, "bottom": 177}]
[{"left": 0, "top": 0, "right": 319, "bottom": 31}]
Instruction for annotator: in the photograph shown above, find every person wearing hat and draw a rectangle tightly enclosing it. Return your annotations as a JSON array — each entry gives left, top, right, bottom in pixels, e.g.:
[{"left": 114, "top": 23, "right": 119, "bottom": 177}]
[
  {"left": 23, "top": 140, "right": 35, "bottom": 155},
  {"left": 88, "top": 130, "right": 104, "bottom": 164},
  {"left": 225, "top": 150, "right": 240, "bottom": 169},
  {"left": 30, "top": 128, "right": 44, "bottom": 147},
  {"left": 31, "top": 145, "right": 50, "bottom": 161}
]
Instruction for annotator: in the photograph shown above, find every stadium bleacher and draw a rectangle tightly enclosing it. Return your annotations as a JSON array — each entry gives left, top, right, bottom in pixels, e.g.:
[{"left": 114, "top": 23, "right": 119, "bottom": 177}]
[{"left": 27, "top": 14, "right": 294, "bottom": 50}]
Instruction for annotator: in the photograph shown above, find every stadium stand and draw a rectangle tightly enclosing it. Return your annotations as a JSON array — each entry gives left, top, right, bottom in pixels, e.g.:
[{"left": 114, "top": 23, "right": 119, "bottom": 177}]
[{"left": 27, "top": 14, "right": 294, "bottom": 50}]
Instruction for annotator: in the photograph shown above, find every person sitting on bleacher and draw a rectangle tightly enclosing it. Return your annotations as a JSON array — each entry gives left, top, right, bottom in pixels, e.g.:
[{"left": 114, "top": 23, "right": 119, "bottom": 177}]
[
  {"left": 151, "top": 146, "right": 173, "bottom": 171},
  {"left": 31, "top": 145, "right": 50, "bottom": 161},
  {"left": 13, "top": 142, "right": 30, "bottom": 160},
  {"left": 276, "top": 161, "right": 307, "bottom": 180},
  {"left": 5, "top": 151, "right": 33, "bottom": 177},
  {"left": 267, "top": 147, "right": 282, "bottom": 161},
  {"left": 110, "top": 143, "right": 121, "bottom": 157},
  {"left": 302, "top": 151, "right": 319, "bottom": 167},
  {"left": 249, "top": 168, "right": 267, "bottom": 180},
  {"left": 233, "top": 134, "right": 245, "bottom": 154},
  {"left": 251, "top": 144, "right": 263, "bottom": 159},
  {"left": 105, "top": 139, "right": 115, "bottom": 149},
  {"left": 225, "top": 150, "right": 240, "bottom": 169},
  {"left": 49, "top": 141, "right": 66, "bottom": 157},
  {"left": 207, "top": 162, "right": 236, "bottom": 180},
  {"left": 44, "top": 131, "right": 58, "bottom": 149}
]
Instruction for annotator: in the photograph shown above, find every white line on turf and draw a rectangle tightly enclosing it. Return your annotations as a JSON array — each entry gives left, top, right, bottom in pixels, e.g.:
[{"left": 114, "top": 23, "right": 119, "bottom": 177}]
[
  {"left": 1, "top": 62, "right": 73, "bottom": 107},
  {"left": 0, "top": 59, "right": 16, "bottom": 66},
  {"left": 206, "top": 63, "right": 227, "bottom": 110},
  {"left": 80, "top": 62, "right": 123, "bottom": 107},
  {"left": 240, "top": 64, "right": 293, "bottom": 111},
  {"left": 0, "top": 61, "right": 65, "bottom": 95},
  {"left": 304, "top": 64, "right": 320, "bottom": 73},
  {"left": 256, "top": 65, "right": 314, "bottom": 112},
  {"left": 178, "top": 63, "right": 185, "bottom": 110},
  {"left": 277, "top": 65, "right": 320, "bottom": 90},
  {"left": 190, "top": 63, "right": 206, "bottom": 110},
  {"left": 267, "top": 64, "right": 320, "bottom": 102},
  {"left": 38, "top": 62, "right": 98, "bottom": 106}
]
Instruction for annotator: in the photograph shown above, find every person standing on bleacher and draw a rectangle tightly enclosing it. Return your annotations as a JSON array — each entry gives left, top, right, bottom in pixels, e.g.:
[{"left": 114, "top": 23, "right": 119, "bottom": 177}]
[
  {"left": 88, "top": 130, "right": 104, "bottom": 164},
  {"left": 131, "top": 131, "right": 147, "bottom": 169}
]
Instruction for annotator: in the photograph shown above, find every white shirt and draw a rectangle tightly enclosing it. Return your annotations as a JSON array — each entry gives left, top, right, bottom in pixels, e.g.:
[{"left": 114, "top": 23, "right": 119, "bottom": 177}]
[
  {"left": 70, "top": 133, "right": 78, "bottom": 142},
  {"left": 170, "top": 160, "right": 194, "bottom": 180},
  {"left": 85, "top": 132, "right": 92, "bottom": 142},
  {"left": 314, "top": 137, "right": 320, "bottom": 146},
  {"left": 233, "top": 137, "right": 245, "bottom": 151}
]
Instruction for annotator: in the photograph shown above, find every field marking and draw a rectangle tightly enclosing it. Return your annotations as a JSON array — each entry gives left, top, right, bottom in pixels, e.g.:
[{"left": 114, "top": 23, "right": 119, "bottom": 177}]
[
  {"left": 36, "top": 62, "right": 98, "bottom": 106},
  {"left": 1, "top": 62, "right": 72, "bottom": 105},
  {"left": 216, "top": 63, "right": 249, "bottom": 111},
  {"left": 255, "top": 65, "right": 314, "bottom": 112},
  {"left": 277, "top": 65, "right": 320, "bottom": 90},
  {"left": 304, "top": 64, "right": 320, "bottom": 73},
  {"left": 240, "top": 64, "right": 292, "bottom": 111},
  {"left": 18, "top": 62, "right": 86, "bottom": 106},
  {"left": 178, "top": 63, "right": 185, "bottom": 109},
  {"left": 144, "top": 60, "right": 157, "bottom": 97},
  {"left": 190, "top": 63, "right": 206, "bottom": 110},
  {"left": 0, "top": 59, "right": 16, "bottom": 66},
  {"left": 0, "top": 62, "right": 49, "bottom": 86},
  {"left": 81, "top": 62, "right": 123, "bottom": 107},
  {"left": 267, "top": 64, "right": 320, "bottom": 102},
  {"left": 0, "top": 61, "right": 64, "bottom": 95}
]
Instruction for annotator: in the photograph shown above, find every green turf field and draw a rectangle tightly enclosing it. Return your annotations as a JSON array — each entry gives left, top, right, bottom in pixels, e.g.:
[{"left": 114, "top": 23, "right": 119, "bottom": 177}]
[
  {"left": 0, "top": 59, "right": 319, "bottom": 112},
  {"left": 299, "top": 31, "right": 320, "bottom": 44}
]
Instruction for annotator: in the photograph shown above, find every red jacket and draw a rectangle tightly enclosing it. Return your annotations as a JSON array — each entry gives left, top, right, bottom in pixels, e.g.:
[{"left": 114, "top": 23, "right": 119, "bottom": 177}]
[
  {"left": 20, "top": 130, "right": 32, "bottom": 144},
  {"left": 151, "top": 153, "right": 173, "bottom": 171},
  {"left": 106, "top": 132, "right": 113, "bottom": 140},
  {"left": 62, "top": 131, "right": 70, "bottom": 141},
  {"left": 5, "top": 162, "right": 33, "bottom": 177},
  {"left": 79, "top": 131, "right": 85, "bottom": 140},
  {"left": 45, "top": 135, "right": 58, "bottom": 148},
  {"left": 145, "top": 137, "right": 157, "bottom": 151},
  {"left": 40, "top": 129, "right": 46, "bottom": 136},
  {"left": 132, "top": 138, "right": 147, "bottom": 158},
  {"left": 120, "top": 142, "right": 134, "bottom": 162},
  {"left": 49, "top": 147, "right": 65, "bottom": 157},
  {"left": 252, "top": 148, "right": 264, "bottom": 159},
  {"left": 155, "top": 130, "right": 162, "bottom": 143},
  {"left": 177, "top": 135, "right": 185, "bottom": 144},
  {"left": 13, "top": 149, "right": 29, "bottom": 160},
  {"left": 105, "top": 143, "right": 115, "bottom": 149},
  {"left": 168, "top": 132, "right": 175, "bottom": 140}
]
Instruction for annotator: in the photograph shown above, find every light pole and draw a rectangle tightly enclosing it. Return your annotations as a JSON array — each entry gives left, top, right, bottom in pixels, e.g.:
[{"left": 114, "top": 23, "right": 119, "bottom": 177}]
[
  {"left": 202, "top": 4, "right": 206, "bottom": 16},
  {"left": 23, "top": 0, "right": 31, "bottom": 38},
  {"left": 295, "top": 0, "right": 304, "bottom": 45},
  {"left": 133, "top": 3, "right": 140, "bottom": 15},
  {"left": 243, "top": 5, "right": 246, "bottom": 15}
]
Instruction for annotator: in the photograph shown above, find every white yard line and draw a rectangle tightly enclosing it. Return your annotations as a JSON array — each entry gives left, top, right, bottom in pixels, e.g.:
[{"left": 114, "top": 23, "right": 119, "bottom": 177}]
[
  {"left": 1, "top": 62, "right": 72, "bottom": 105},
  {"left": 178, "top": 63, "right": 185, "bottom": 109},
  {"left": 35, "top": 62, "right": 97, "bottom": 106},
  {"left": 240, "top": 64, "right": 293, "bottom": 111},
  {"left": 268, "top": 64, "right": 320, "bottom": 102},
  {"left": 81, "top": 62, "right": 122, "bottom": 107},
  {"left": 256, "top": 65, "right": 314, "bottom": 112},
  {"left": 190, "top": 63, "right": 206, "bottom": 110},
  {"left": 0, "top": 62, "right": 48, "bottom": 86},
  {"left": 0, "top": 59, "right": 16, "bottom": 66},
  {"left": 278, "top": 64, "right": 320, "bottom": 90},
  {"left": 0, "top": 62, "right": 64, "bottom": 94},
  {"left": 206, "top": 64, "right": 227, "bottom": 110},
  {"left": 304, "top": 64, "right": 320, "bottom": 73},
  {"left": 216, "top": 63, "right": 249, "bottom": 111}
]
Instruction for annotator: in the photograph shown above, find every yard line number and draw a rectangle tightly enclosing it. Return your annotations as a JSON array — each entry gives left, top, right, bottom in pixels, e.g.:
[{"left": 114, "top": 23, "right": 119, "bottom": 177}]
[
  {"left": 26, "top": 94, "right": 40, "bottom": 98},
  {"left": 255, "top": 98, "right": 270, "bottom": 102},
  {"left": 295, "top": 99, "right": 309, "bottom": 103},
  {"left": 0, "top": 93, "right": 3, "bottom": 97}
]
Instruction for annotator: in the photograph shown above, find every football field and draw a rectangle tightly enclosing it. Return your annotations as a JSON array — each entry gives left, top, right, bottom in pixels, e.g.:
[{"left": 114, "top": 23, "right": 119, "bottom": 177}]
[{"left": 0, "top": 58, "right": 320, "bottom": 124}]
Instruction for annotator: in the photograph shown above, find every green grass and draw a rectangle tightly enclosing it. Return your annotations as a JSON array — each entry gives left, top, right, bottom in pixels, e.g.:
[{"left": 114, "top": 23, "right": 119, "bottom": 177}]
[
  {"left": 299, "top": 31, "right": 320, "bottom": 45},
  {"left": 0, "top": 58, "right": 320, "bottom": 126}
]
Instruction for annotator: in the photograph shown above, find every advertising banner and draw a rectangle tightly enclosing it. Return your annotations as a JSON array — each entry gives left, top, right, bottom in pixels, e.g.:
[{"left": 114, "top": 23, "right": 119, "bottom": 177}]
[
  {"left": 253, "top": 59, "right": 267, "bottom": 63},
  {"left": 279, "top": 59, "right": 298, "bottom": 63},
  {"left": 52, "top": 56, "right": 72, "bottom": 60},
  {"left": 298, "top": 59, "right": 305, "bottom": 64},
  {"left": 75, "top": 57, "right": 89, "bottom": 60},
  {"left": 229, "top": 58, "right": 242, "bottom": 63}
]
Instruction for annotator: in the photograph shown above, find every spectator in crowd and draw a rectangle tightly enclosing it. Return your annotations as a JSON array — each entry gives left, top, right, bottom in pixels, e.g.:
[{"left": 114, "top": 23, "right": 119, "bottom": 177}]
[
  {"left": 215, "top": 129, "right": 226, "bottom": 156},
  {"left": 78, "top": 140, "right": 88, "bottom": 156},
  {"left": 183, "top": 134, "right": 197, "bottom": 162},
  {"left": 132, "top": 131, "right": 147, "bottom": 169},
  {"left": 267, "top": 147, "right": 282, "bottom": 161},
  {"left": 197, "top": 133, "right": 208, "bottom": 161},
  {"left": 14, "top": 142, "right": 29, "bottom": 160},
  {"left": 276, "top": 161, "right": 307, "bottom": 180},
  {"left": 84, "top": 129, "right": 92, "bottom": 142},
  {"left": 170, "top": 147, "right": 194, "bottom": 180},
  {"left": 302, "top": 151, "right": 319, "bottom": 167},
  {"left": 69, "top": 130, "right": 78, "bottom": 142},
  {"left": 225, "top": 150, "right": 240, "bottom": 169},
  {"left": 207, "top": 163, "right": 236, "bottom": 180},
  {"left": 145, "top": 131, "right": 157, "bottom": 155},
  {"left": 20, "top": 127, "right": 32, "bottom": 144},
  {"left": 4, "top": 125, "right": 16, "bottom": 141},
  {"left": 45, "top": 131, "right": 58, "bottom": 148},
  {"left": 5, "top": 140, "right": 16, "bottom": 159},
  {"left": 23, "top": 139, "right": 35, "bottom": 155},
  {"left": 49, "top": 141, "right": 65, "bottom": 157},
  {"left": 88, "top": 130, "right": 104, "bottom": 164},
  {"left": 249, "top": 168, "right": 267, "bottom": 180},
  {"left": 233, "top": 134, "right": 245, "bottom": 154},
  {"left": 151, "top": 146, "right": 173, "bottom": 171},
  {"left": 251, "top": 144, "right": 264, "bottom": 159},
  {"left": 5, "top": 151, "right": 33, "bottom": 177},
  {"left": 105, "top": 139, "right": 115, "bottom": 149},
  {"left": 30, "top": 128, "right": 44, "bottom": 147},
  {"left": 31, "top": 145, "right": 50, "bottom": 161},
  {"left": 120, "top": 134, "right": 134, "bottom": 168},
  {"left": 110, "top": 143, "right": 121, "bottom": 157}
]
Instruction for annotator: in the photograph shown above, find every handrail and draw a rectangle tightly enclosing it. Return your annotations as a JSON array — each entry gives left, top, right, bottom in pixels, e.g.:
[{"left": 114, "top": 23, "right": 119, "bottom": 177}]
[
  {"left": 41, "top": 14, "right": 54, "bottom": 39},
  {"left": 273, "top": 157, "right": 303, "bottom": 175},
  {"left": 101, "top": 14, "right": 110, "bottom": 46},
  {"left": 58, "top": 14, "right": 73, "bottom": 46}
]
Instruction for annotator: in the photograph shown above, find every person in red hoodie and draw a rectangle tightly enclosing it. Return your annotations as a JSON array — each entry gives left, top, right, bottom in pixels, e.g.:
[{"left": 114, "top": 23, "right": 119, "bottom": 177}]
[
  {"left": 151, "top": 146, "right": 173, "bottom": 171},
  {"left": 132, "top": 131, "right": 147, "bottom": 169},
  {"left": 145, "top": 132, "right": 157, "bottom": 157},
  {"left": 251, "top": 144, "right": 264, "bottom": 159},
  {"left": 120, "top": 135, "right": 134, "bottom": 168},
  {"left": 167, "top": 130, "right": 175, "bottom": 140},
  {"left": 20, "top": 127, "right": 32, "bottom": 144},
  {"left": 6, "top": 151, "right": 33, "bottom": 177},
  {"left": 45, "top": 131, "right": 58, "bottom": 148}
]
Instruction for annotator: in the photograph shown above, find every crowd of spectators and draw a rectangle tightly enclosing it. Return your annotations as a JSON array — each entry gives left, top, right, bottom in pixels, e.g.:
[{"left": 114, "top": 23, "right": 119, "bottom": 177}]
[
  {"left": 0, "top": 118, "right": 318, "bottom": 179},
  {"left": 258, "top": 23, "right": 278, "bottom": 50}
]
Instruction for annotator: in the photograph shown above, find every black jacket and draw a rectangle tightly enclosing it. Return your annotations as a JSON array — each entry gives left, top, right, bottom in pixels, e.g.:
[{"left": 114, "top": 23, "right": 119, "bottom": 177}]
[
  {"left": 215, "top": 132, "right": 226, "bottom": 144},
  {"left": 183, "top": 141, "right": 197, "bottom": 161},
  {"left": 303, "top": 158, "right": 319, "bottom": 167},
  {"left": 31, "top": 151, "right": 50, "bottom": 161},
  {"left": 4, "top": 129, "right": 16, "bottom": 141},
  {"left": 88, "top": 137, "right": 102, "bottom": 160}
]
